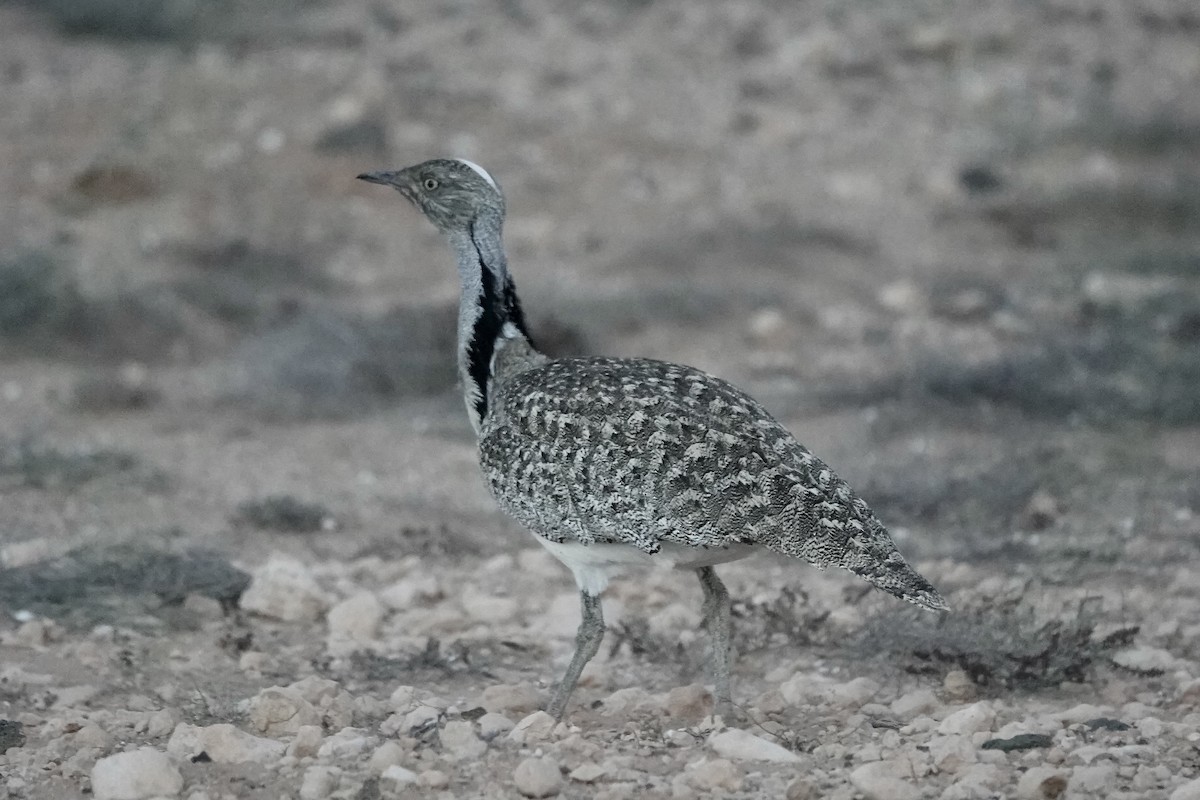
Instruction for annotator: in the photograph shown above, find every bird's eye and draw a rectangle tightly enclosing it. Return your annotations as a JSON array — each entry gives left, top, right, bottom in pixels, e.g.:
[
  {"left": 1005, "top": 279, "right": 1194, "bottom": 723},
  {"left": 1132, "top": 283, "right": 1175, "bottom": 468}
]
[{"left": 423, "top": 178, "right": 439, "bottom": 191}]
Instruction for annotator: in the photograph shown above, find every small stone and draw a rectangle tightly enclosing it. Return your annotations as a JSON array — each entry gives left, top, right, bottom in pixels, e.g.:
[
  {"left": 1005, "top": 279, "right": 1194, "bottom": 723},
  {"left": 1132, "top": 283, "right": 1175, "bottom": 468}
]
[
  {"left": 891, "top": 689, "right": 939, "bottom": 719},
  {"left": 368, "top": 740, "right": 406, "bottom": 773},
  {"left": 74, "top": 723, "right": 115, "bottom": 749},
  {"left": 1178, "top": 678, "right": 1200, "bottom": 706},
  {"left": 1112, "top": 646, "right": 1175, "bottom": 674},
  {"left": 514, "top": 756, "right": 562, "bottom": 798},
  {"left": 15, "top": 618, "right": 61, "bottom": 647},
  {"left": 785, "top": 777, "right": 817, "bottom": 800},
  {"left": 568, "top": 763, "right": 605, "bottom": 783},
  {"left": 482, "top": 684, "right": 541, "bottom": 715},
  {"left": 91, "top": 748, "right": 183, "bottom": 800},
  {"left": 849, "top": 759, "right": 918, "bottom": 800},
  {"left": 1057, "top": 704, "right": 1109, "bottom": 724},
  {"left": 146, "top": 709, "right": 179, "bottom": 739},
  {"left": 938, "top": 702, "right": 995, "bottom": 735},
  {"left": 403, "top": 705, "right": 440, "bottom": 735},
  {"left": 440, "top": 720, "right": 486, "bottom": 760},
  {"left": 478, "top": 712, "right": 515, "bottom": 741},
  {"left": 387, "top": 685, "right": 419, "bottom": 713},
  {"left": 825, "top": 677, "right": 880, "bottom": 708},
  {"left": 1017, "top": 767, "right": 1068, "bottom": 799},
  {"left": 239, "top": 652, "right": 268, "bottom": 672},
  {"left": 708, "top": 729, "right": 801, "bottom": 763},
  {"left": 299, "top": 765, "right": 340, "bottom": 800},
  {"left": 460, "top": 585, "right": 519, "bottom": 623},
  {"left": 666, "top": 684, "right": 714, "bottom": 721},
  {"left": 381, "top": 765, "right": 419, "bottom": 788},
  {"left": 420, "top": 769, "right": 450, "bottom": 789},
  {"left": 1171, "top": 777, "right": 1200, "bottom": 800},
  {"left": 943, "top": 670, "right": 976, "bottom": 701},
  {"left": 53, "top": 684, "right": 100, "bottom": 708},
  {"left": 326, "top": 592, "right": 383, "bottom": 642},
  {"left": 684, "top": 758, "right": 742, "bottom": 791},
  {"left": 981, "top": 733, "right": 1054, "bottom": 752},
  {"left": 944, "top": 763, "right": 1006, "bottom": 799},
  {"left": 508, "top": 711, "right": 557, "bottom": 744},
  {"left": 602, "top": 686, "right": 656, "bottom": 714},
  {"left": 287, "top": 726, "right": 323, "bottom": 759},
  {"left": 1136, "top": 717, "right": 1164, "bottom": 738},
  {"left": 1071, "top": 764, "right": 1116, "bottom": 794},
  {"left": 247, "top": 687, "right": 321, "bottom": 736},
  {"left": 240, "top": 555, "right": 330, "bottom": 622},
  {"left": 929, "top": 734, "right": 976, "bottom": 772},
  {"left": 378, "top": 574, "right": 441, "bottom": 609},
  {"left": 182, "top": 594, "right": 224, "bottom": 621},
  {"left": 166, "top": 723, "right": 286, "bottom": 764},
  {"left": 315, "top": 727, "right": 372, "bottom": 759}
]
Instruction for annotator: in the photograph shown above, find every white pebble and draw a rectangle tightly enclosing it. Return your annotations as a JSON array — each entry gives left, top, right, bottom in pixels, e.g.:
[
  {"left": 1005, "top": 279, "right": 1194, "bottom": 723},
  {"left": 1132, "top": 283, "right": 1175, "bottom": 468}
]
[
  {"left": 478, "top": 712, "right": 515, "bottom": 740},
  {"left": 513, "top": 756, "right": 562, "bottom": 798},
  {"left": 849, "top": 759, "right": 918, "bottom": 800},
  {"left": 681, "top": 757, "right": 742, "bottom": 792},
  {"left": 368, "top": 740, "right": 406, "bottom": 773},
  {"left": 287, "top": 726, "right": 323, "bottom": 759},
  {"left": 91, "top": 748, "right": 183, "bottom": 800},
  {"left": 381, "top": 765, "right": 419, "bottom": 788},
  {"left": 1017, "top": 766, "right": 1068, "bottom": 799},
  {"left": 326, "top": 592, "right": 383, "bottom": 642},
  {"left": 508, "top": 711, "right": 557, "bottom": 744},
  {"left": 166, "top": 723, "right": 285, "bottom": 764},
  {"left": 708, "top": 729, "right": 801, "bottom": 763},
  {"left": 824, "top": 677, "right": 880, "bottom": 708},
  {"left": 1071, "top": 764, "right": 1116, "bottom": 794},
  {"left": 938, "top": 702, "right": 995, "bottom": 735},
  {"left": 891, "top": 689, "right": 940, "bottom": 719},
  {"left": 568, "top": 763, "right": 605, "bottom": 783},
  {"left": 316, "top": 727, "right": 373, "bottom": 759},
  {"left": 1112, "top": 646, "right": 1177, "bottom": 673},
  {"left": 240, "top": 555, "right": 330, "bottom": 622},
  {"left": 481, "top": 683, "right": 541, "bottom": 715},
  {"left": 247, "top": 686, "right": 321, "bottom": 736},
  {"left": 299, "top": 765, "right": 340, "bottom": 800},
  {"left": 1172, "top": 778, "right": 1200, "bottom": 800},
  {"left": 440, "top": 720, "right": 486, "bottom": 760}
]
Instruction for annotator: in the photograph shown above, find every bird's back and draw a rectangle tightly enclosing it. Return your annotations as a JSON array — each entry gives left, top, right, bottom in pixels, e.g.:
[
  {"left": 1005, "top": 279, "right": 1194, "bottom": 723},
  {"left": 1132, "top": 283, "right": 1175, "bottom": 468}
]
[{"left": 479, "top": 355, "right": 946, "bottom": 610}]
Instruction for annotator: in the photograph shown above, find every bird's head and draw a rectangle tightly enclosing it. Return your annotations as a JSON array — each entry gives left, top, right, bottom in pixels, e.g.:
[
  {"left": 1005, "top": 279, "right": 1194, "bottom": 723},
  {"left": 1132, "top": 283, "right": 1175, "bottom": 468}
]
[{"left": 358, "top": 158, "right": 504, "bottom": 233}]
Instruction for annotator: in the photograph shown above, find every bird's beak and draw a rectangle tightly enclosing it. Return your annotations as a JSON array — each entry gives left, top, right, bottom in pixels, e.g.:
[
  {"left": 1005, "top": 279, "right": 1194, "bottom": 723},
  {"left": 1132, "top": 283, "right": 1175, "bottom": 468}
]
[{"left": 356, "top": 170, "right": 398, "bottom": 186}]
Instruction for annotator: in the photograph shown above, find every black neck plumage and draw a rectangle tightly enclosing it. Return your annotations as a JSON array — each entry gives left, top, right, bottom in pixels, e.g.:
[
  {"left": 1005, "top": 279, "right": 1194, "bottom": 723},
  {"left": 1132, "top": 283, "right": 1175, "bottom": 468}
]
[{"left": 464, "top": 223, "right": 531, "bottom": 425}]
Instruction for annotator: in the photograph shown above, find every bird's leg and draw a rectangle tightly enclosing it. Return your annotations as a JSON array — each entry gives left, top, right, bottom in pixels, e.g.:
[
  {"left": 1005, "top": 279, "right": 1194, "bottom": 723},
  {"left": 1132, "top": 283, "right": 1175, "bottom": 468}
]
[
  {"left": 547, "top": 591, "right": 605, "bottom": 720},
  {"left": 697, "top": 566, "right": 733, "bottom": 717}
]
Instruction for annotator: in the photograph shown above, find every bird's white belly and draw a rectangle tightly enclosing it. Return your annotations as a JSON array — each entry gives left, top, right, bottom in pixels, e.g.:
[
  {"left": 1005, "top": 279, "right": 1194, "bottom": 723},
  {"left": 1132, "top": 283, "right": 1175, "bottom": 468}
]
[{"left": 536, "top": 538, "right": 757, "bottom": 595}]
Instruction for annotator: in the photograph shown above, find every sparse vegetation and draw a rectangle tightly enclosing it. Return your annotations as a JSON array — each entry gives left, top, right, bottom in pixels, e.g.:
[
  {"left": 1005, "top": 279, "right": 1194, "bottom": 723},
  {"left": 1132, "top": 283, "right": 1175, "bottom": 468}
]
[
  {"left": 71, "top": 369, "right": 163, "bottom": 413},
  {"left": 234, "top": 495, "right": 333, "bottom": 533},
  {"left": 0, "top": 439, "right": 143, "bottom": 490},
  {"left": 0, "top": 543, "right": 249, "bottom": 623},
  {"left": 855, "top": 596, "right": 1139, "bottom": 691}
]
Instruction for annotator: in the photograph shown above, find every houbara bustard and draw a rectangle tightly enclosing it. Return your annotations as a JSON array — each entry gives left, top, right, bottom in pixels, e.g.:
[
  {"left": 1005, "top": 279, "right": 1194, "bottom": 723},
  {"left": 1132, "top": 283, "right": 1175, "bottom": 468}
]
[{"left": 358, "top": 159, "right": 947, "bottom": 719}]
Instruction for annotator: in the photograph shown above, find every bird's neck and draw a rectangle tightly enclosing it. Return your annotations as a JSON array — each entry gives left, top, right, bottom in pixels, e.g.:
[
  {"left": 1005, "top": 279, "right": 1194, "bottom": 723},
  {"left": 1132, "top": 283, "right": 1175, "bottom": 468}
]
[{"left": 449, "top": 212, "right": 537, "bottom": 434}]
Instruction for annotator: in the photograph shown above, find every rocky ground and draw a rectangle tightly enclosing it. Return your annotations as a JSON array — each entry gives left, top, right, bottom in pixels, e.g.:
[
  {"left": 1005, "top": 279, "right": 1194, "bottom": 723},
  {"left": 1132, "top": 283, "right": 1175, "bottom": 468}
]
[{"left": 1, "top": 0, "right": 1199, "bottom": 798}]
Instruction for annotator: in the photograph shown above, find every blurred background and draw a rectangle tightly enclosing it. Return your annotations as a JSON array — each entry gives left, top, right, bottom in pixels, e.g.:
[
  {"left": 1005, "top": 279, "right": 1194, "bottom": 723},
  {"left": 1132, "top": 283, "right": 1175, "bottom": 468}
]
[{"left": 0, "top": 0, "right": 1198, "bottom": 744}]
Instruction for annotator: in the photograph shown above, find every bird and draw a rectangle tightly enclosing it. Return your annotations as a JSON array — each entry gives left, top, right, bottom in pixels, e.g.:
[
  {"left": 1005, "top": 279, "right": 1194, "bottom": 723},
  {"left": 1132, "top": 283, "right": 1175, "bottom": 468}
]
[{"left": 358, "top": 158, "right": 948, "bottom": 720}]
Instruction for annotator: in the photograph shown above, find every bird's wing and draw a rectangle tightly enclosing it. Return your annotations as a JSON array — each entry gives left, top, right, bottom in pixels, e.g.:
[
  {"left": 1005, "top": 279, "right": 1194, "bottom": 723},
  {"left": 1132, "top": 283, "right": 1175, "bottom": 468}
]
[{"left": 481, "top": 357, "right": 947, "bottom": 610}]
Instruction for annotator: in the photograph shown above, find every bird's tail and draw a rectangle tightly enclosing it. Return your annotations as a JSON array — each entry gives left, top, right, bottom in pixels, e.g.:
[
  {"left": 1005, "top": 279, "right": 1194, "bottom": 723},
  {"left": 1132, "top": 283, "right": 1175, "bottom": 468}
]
[{"left": 838, "top": 519, "right": 949, "bottom": 612}]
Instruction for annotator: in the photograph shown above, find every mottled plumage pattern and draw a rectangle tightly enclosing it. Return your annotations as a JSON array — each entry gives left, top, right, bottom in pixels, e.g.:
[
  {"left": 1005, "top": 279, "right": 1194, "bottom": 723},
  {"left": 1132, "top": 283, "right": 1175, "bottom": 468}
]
[{"left": 481, "top": 355, "right": 946, "bottom": 611}]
